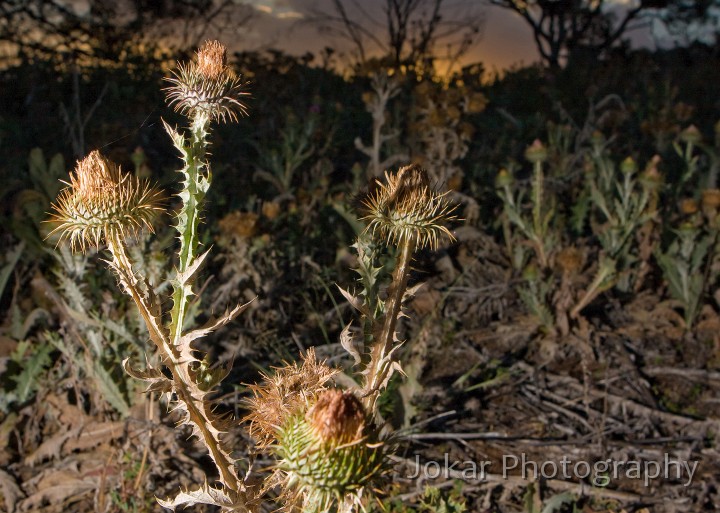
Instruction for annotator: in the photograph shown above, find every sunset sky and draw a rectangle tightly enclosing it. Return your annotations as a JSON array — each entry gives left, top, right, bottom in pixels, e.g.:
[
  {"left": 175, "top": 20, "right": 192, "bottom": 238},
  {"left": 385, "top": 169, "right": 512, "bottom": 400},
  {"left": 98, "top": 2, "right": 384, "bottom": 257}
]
[{"left": 232, "top": 0, "right": 540, "bottom": 72}]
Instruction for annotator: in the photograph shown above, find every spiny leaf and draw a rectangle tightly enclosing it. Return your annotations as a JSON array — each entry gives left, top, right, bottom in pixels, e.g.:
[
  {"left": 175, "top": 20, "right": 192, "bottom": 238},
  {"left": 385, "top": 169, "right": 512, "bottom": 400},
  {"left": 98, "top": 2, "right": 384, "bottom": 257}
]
[
  {"left": 191, "top": 355, "right": 232, "bottom": 393},
  {"left": 165, "top": 379, "right": 240, "bottom": 487},
  {"left": 0, "top": 242, "right": 24, "bottom": 303},
  {"left": 178, "top": 298, "right": 254, "bottom": 349},
  {"left": 337, "top": 285, "right": 371, "bottom": 317},
  {"left": 176, "top": 248, "right": 212, "bottom": 287},
  {"left": 91, "top": 362, "right": 131, "bottom": 417},
  {"left": 12, "top": 340, "right": 53, "bottom": 403},
  {"left": 162, "top": 119, "right": 187, "bottom": 157},
  {"left": 340, "top": 322, "right": 361, "bottom": 365},
  {"left": 157, "top": 482, "right": 247, "bottom": 511},
  {"left": 122, "top": 358, "right": 173, "bottom": 394},
  {"left": 402, "top": 282, "right": 425, "bottom": 303}
]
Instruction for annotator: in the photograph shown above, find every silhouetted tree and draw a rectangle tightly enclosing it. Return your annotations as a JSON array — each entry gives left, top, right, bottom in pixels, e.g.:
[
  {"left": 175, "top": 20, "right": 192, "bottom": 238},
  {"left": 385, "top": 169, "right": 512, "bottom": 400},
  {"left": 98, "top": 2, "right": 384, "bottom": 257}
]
[
  {"left": 310, "top": 0, "right": 485, "bottom": 74},
  {"left": 0, "top": 0, "right": 253, "bottom": 65},
  {"left": 487, "top": 0, "right": 669, "bottom": 70}
]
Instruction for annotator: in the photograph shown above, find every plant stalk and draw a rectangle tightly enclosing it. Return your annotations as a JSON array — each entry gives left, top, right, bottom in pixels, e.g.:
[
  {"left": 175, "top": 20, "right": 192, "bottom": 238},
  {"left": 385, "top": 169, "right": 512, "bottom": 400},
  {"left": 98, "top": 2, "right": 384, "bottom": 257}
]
[{"left": 363, "top": 235, "right": 415, "bottom": 411}]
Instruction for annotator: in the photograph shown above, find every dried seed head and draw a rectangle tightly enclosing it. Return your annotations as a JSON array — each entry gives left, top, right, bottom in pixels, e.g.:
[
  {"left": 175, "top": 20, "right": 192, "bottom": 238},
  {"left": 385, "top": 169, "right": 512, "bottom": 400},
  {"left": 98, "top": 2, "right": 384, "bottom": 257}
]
[
  {"left": 702, "top": 189, "right": 720, "bottom": 210},
  {"left": 556, "top": 247, "right": 582, "bottom": 275},
  {"left": 217, "top": 211, "right": 259, "bottom": 240},
  {"left": 359, "top": 164, "right": 456, "bottom": 250},
  {"left": 244, "top": 354, "right": 386, "bottom": 512},
  {"left": 165, "top": 40, "right": 249, "bottom": 123},
  {"left": 243, "top": 348, "right": 338, "bottom": 449},
  {"left": 47, "top": 151, "right": 164, "bottom": 252},
  {"left": 308, "top": 389, "right": 365, "bottom": 445},
  {"left": 679, "top": 197, "right": 699, "bottom": 215},
  {"left": 196, "top": 40, "right": 226, "bottom": 79}
]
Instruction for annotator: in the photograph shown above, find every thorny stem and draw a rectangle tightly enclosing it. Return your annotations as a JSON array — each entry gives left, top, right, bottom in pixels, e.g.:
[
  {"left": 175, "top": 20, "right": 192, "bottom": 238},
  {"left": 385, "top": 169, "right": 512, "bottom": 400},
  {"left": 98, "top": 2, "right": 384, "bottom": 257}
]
[
  {"left": 106, "top": 233, "right": 167, "bottom": 350},
  {"left": 363, "top": 235, "right": 416, "bottom": 412},
  {"left": 106, "top": 231, "right": 240, "bottom": 492},
  {"left": 169, "top": 112, "right": 211, "bottom": 346}
]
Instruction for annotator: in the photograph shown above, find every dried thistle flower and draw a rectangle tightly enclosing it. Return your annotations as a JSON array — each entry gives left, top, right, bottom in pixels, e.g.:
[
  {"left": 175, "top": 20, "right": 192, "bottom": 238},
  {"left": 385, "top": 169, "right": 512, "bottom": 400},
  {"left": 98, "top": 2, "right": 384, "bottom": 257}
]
[
  {"left": 244, "top": 348, "right": 338, "bottom": 449},
  {"left": 680, "top": 197, "right": 699, "bottom": 215},
  {"left": 244, "top": 353, "right": 386, "bottom": 513},
  {"left": 359, "top": 164, "right": 456, "bottom": 250},
  {"left": 556, "top": 246, "right": 582, "bottom": 275},
  {"left": 307, "top": 389, "right": 365, "bottom": 445},
  {"left": 165, "top": 40, "right": 249, "bottom": 123},
  {"left": 217, "top": 211, "right": 259, "bottom": 240},
  {"left": 48, "top": 150, "right": 163, "bottom": 252},
  {"left": 702, "top": 189, "right": 720, "bottom": 210}
]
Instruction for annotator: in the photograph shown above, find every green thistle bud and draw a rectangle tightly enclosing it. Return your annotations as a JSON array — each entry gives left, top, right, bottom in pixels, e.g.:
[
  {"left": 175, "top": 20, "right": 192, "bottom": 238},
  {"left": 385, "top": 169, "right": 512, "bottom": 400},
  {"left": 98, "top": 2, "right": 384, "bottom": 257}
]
[
  {"left": 276, "top": 390, "right": 385, "bottom": 512},
  {"left": 679, "top": 124, "right": 702, "bottom": 145},
  {"left": 47, "top": 151, "right": 164, "bottom": 252},
  {"left": 359, "top": 164, "right": 456, "bottom": 250},
  {"left": 524, "top": 139, "right": 547, "bottom": 164},
  {"left": 522, "top": 262, "right": 539, "bottom": 281},
  {"left": 590, "top": 130, "right": 605, "bottom": 149},
  {"left": 165, "top": 40, "right": 249, "bottom": 123},
  {"left": 620, "top": 157, "right": 637, "bottom": 175},
  {"left": 244, "top": 353, "right": 386, "bottom": 512},
  {"left": 495, "top": 168, "right": 513, "bottom": 188}
]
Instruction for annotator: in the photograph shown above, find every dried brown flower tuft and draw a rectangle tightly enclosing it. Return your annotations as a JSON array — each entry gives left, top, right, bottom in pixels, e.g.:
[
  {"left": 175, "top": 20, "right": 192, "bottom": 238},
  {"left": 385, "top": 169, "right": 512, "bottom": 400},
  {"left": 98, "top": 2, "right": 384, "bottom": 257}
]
[
  {"left": 48, "top": 150, "right": 163, "bottom": 252},
  {"left": 359, "top": 164, "right": 456, "bottom": 250},
  {"left": 165, "top": 40, "right": 249, "bottom": 123},
  {"left": 243, "top": 348, "right": 338, "bottom": 448},
  {"left": 196, "top": 40, "right": 227, "bottom": 80},
  {"left": 308, "top": 389, "right": 365, "bottom": 445}
]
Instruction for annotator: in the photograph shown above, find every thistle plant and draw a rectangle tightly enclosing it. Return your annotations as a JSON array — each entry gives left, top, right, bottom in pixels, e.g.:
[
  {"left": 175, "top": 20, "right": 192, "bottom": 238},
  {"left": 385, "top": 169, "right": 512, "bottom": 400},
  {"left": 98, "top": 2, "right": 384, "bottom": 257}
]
[
  {"left": 496, "top": 140, "right": 555, "bottom": 271},
  {"left": 352, "top": 164, "right": 456, "bottom": 412},
  {"left": 656, "top": 221, "right": 714, "bottom": 330},
  {"left": 49, "top": 41, "right": 256, "bottom": 511},
  {"left": 496, "top": 138, "right": 624, "bottom": 335},
  {"left": 496, "top": 141, "right": 562, "bottom": 333},
  {"left": 46, "top": 40, "right": 456, "bottom": 513},
  {"left": 245, "top": 350, "right": 385, "bottom": 513},
  {"left": 656, "top": 125, "right": 720, "bottom": 330},
  {"left": 243, "top": 164, "right": 455, "bottom": 512},
  {"left": 586, "top": 140, "right": 658, "bottom": 292}
]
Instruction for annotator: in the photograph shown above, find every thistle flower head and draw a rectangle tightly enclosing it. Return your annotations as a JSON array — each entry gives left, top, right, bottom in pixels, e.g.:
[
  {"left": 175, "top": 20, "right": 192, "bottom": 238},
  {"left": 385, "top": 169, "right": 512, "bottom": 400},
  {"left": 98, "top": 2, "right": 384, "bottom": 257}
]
[
  {"left": 359, "top": 164, "right": 456, "bottom": 250},
  {"left": 165, "top": 40, "right": 249, "bottom": 123},
  {"left": 524, "top": 139, "right": 548, "bottom": 164},
  {"left": 243, "top": 348, "right": 338, "bottom": 449},
  {"left": 275, "top": 389, "right": 385, "bottom": 513},
  {"left": 243, "top": 352, "right": 386, "bottom": 512},
  {"left": 47, "top": 151, "right": 164, "bottom": 252}
]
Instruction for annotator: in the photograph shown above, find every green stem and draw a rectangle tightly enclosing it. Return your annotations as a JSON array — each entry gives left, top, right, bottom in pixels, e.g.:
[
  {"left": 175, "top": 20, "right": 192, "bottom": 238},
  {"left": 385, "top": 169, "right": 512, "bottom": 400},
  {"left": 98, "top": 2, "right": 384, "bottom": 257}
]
[
  {"left": 531, "top": 161, "right": 548, "bottom": 269},
  {"left": 170, "top": 113, "right": 211, "bottom": 345}
]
